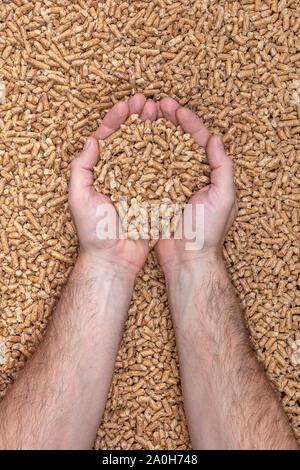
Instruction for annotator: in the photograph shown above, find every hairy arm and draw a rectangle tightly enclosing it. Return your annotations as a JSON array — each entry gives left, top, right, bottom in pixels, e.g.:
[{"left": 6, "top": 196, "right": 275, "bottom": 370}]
[
  {"left": 155, "top": 99, "right": 298, "bottom": 450},
  {"left": 0, "top": 96, "right": 155, "bottom": 450},
  {"left": 166, "top": 257, "right": 298, "bottom": 450},
  {"left": 0, "top": 96, "right": 153, "bottom": 450},
  {"left": 0, "top": 254, "right": 135, "bottom": 449}
]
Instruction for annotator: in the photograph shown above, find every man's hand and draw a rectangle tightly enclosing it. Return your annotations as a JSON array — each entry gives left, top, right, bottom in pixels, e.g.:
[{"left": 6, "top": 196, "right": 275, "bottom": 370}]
[
  {"left": 0, "top": 94, "right": 164, "bottom": 450},
  {"left": 153, "top": 99, "right": 297, "bottom": 450},
  {"left": 154, "top": 98, "right": 237, "bottom": 274},
  {"left": 69, "top": 94, "right": 159, "bottom": 276}
]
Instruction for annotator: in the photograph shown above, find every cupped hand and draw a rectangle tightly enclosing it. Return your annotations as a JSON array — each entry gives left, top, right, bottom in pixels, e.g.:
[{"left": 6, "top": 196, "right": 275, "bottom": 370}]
[
  {"left": 154, "top": 98, "right": 238, "bottom": 275},
  {"left": 69, "top": 94, "right": 158, "bottom": 277}
]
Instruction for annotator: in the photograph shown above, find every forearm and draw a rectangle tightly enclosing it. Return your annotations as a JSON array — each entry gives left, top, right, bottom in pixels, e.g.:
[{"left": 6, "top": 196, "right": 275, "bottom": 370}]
[
  {"left": 166, "top": 257, "right": 298, "bottom": 450},
  {"left": 0, "top": 253, "right": 135, "bottom": 450}
]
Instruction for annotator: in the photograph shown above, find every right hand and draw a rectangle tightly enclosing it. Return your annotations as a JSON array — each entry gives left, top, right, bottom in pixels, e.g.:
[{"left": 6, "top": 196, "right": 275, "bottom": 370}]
[
  {"left": 154, "top": 98, "right": 238, "bottom": 275},
  {"left": 69, "top": 94, "right": 159, "bottom": 278}
]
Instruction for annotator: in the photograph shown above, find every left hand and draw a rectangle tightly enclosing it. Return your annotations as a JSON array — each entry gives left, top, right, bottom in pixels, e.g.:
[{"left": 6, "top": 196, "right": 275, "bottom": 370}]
[{"left": 69, "top": 94, "right": 158, "bottom": 277}]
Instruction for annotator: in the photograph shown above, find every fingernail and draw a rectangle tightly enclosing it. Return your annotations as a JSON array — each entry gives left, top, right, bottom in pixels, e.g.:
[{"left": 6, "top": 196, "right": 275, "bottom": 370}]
[{"left": 83, "top": 137, "right": 92, "bottom": 151}]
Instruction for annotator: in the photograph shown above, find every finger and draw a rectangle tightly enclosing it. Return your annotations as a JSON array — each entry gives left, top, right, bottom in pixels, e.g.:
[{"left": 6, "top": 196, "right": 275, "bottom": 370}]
[
  {"left": 140, "top": 100, "right": 157, "bottom": 121},
  {"left": 157, "top": 101, "right": 163, "bottom": 118},
  {"left": 94, "top": 101, "right": 129, "bottom": 140},
  {"left": 206, "top": 135, "right": 235, "bottom": 197},
  {"left": 69, "top": 137, "right": 99, "bottom": 194},
  {"left": 176, "top": 107, "right": 211, "bottom": 147},
  {"left": 128, "top": 93, "right": 146, "bottom": 115},
  {"left": 160, "top": 97, "right": 181, "bottom": 125}
]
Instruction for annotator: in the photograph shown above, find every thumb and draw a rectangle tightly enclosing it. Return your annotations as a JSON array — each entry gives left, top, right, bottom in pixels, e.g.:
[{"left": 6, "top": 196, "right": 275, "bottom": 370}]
[
  {"left": 69, "top": 137, "right": 99, "bottom": 194},
  {"left": 206, "top": 135, "right": 235, "bottom": 198}
]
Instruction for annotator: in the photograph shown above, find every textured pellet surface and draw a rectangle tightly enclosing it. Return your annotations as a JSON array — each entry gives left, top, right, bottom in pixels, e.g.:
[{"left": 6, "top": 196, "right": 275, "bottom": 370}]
[{"left": 94, "top": 115, "right": 208, "bottom": 243}]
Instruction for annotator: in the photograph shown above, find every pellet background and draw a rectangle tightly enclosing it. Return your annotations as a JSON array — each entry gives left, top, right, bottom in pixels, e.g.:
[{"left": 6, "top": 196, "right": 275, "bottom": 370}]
[{"left": 0, "top": 0, "right": 299, "bottom": 450}]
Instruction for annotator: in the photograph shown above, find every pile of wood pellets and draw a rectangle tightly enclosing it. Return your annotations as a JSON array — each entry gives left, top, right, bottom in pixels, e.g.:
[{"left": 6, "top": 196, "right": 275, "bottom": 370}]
[
  {"left": 94, "top": 115, "right": 208, "bottom": 244},
  {"left": 0, "top": 0, "right": 299, "bottom": 450}
]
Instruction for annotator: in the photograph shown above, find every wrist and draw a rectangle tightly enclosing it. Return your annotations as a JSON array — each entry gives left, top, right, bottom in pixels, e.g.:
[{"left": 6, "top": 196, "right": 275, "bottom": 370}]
[
  {"left": 165, "top": 254, "right": 236, "bottom": 333},
  {"left": 163, "top": 249, "right": 226, "bottom": 283},
  {"left": 75, "top": 249, "right": 137, "bottom": 283},
  {"left": 164, "top": 251, "right": 230, "bottom": 322}
]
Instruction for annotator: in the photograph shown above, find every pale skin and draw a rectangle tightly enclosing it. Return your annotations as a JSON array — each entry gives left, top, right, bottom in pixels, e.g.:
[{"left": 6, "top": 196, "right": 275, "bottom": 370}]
[{"left": 0, "top": 94, "right": 297, "bottom": 450}]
